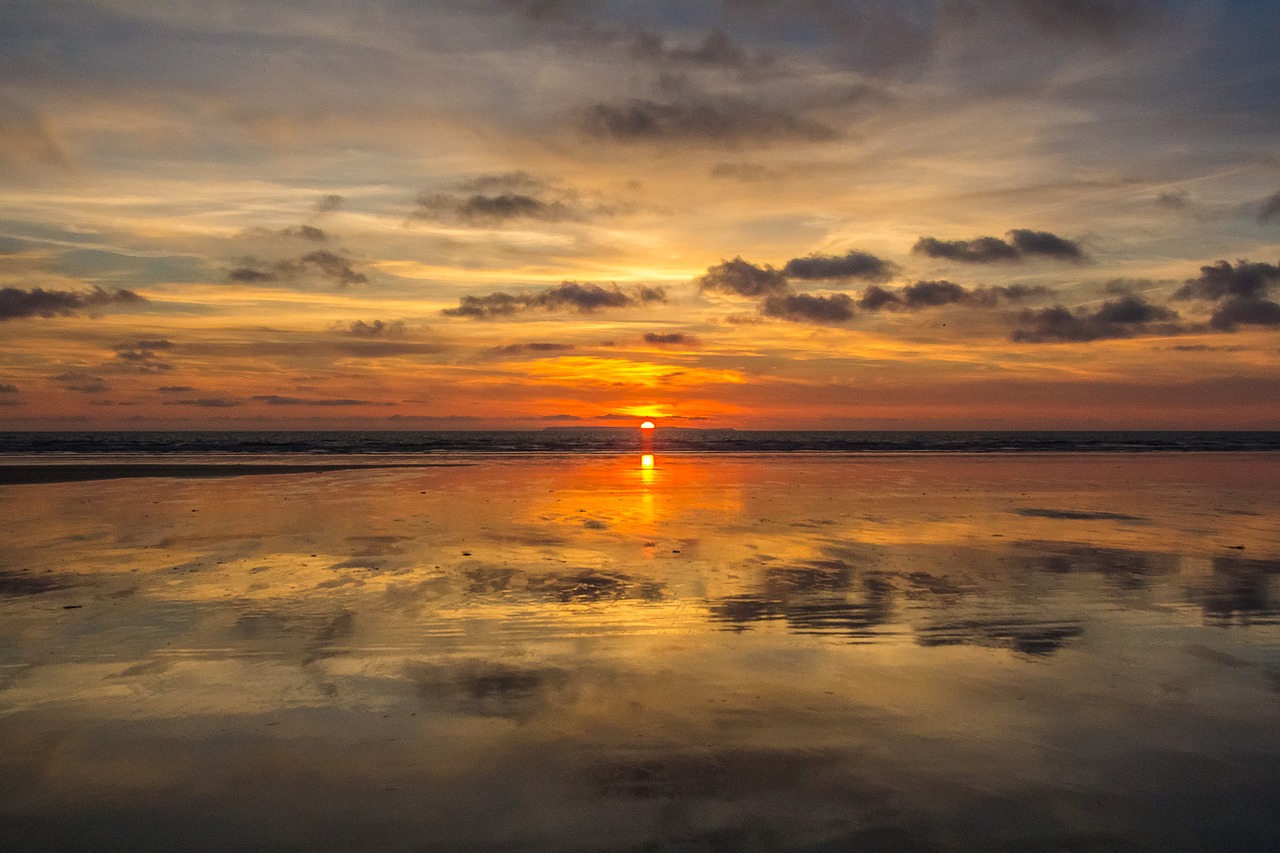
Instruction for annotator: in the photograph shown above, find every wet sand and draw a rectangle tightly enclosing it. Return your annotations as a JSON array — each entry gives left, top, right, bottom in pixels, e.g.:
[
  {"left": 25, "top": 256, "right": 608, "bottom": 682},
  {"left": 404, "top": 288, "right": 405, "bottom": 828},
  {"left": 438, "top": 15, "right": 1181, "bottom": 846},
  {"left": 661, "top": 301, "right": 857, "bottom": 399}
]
[{"left": 1, "top": 453, "right": 1278, "bottom": 850}]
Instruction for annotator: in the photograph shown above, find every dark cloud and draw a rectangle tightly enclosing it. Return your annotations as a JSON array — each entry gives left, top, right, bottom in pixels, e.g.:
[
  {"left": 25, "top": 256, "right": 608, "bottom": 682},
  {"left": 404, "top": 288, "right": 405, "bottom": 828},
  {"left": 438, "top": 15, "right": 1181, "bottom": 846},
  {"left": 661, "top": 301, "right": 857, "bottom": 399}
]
[
  {"left": 644, "top": 332, "right": 697, "bottom": 345},
  {"left": 416, "top": 192, "right": 576, "bottom": 224},
  {"left": 761, "top": 292, "right": 855, "bottom": 324},
  {"left": 314, "top": 194, "right": 344, "bottom": 213},
  {"left": 281, "top": 225, "right": 329, "bottom": 242},
  {"left": 1012, "top": 295, "right": 1182, "bottom": 342},
  {"left": 1174, "top": 260, "right": 1280, "bottom": 300},
  {"left": 0, "top": 286, "right": 145, "bottom": 321},
  {"left": 228, "top": 266, "right": 275, "bottom": 283},
  {"left": 456, "top": 171, "right": 545, "bottom": 193},
  {"left": 857, "top": 285, "right": 901, "bottom": 311},
  {"left": 1007, "top": 228, "right": 1085, "bottom": 260},
  {"left": 1014, "top": 508, "right": 1145, "bottom": 522},
  {"left": 112, "top": 345, "right": 173, "bottom": 372},
  {"left": 52, "top": 371, "right": 108, "bottom": 393},
  {"left": 583, "top": 97, "right": 838, "bottom": 144},
  {"left": 1157, "top": 189, "right": 1191, "bottom": 210},
  {"left": 982, "top": 283, "right": 1057, "bottom": 303},
  {"left": 913, "top": 235, "right": 1019, "bottom": 263},
  {"left": 913, "top": 229, "right": 1084, "bottom": 263},
  {"left": 443, "top": 281, "right": 665, "bottom": 318},
  {"left": 782, "top": 250, "right": 895, "bottom": 282},
  {"left": 858, "top": 281, "right": 1053, "bottom": 311},
  {"left": 698, "top": 257, "right": 788, "bottom": 297},
  {"left": 162, "top": 397, "right": 241, "bottom": 407},
  {"left": 229, "top": 251, "right": 368, "bottom": 288},
  {"left": 490, "top": 342, "right": 575, "bottom": 355},
  {"left": 1259, "top": 192, "right": 1280, "bottom": 224},
  {"left": 1209, "top": 296, "right": 1280, "bottom": 331},
  {"left": 293, "top": 251, "right": 367, "bottom": 287},
  {"left": 251, "top": 395, "right": 380, "bottom": 407},
  {"left": 414, "top": 173, "right": 598, "bottom": 225},
  {"left": 156, "top": 385, "right": 196, "bottom": 393},
  {"left": 336, "top": 320, "right": 406, "bottom": 337},
  {"left": 898, "top": 279, "right": 970, "bottom": 307},
  {"left": 0, "top": 384, "right": 18, "bottom": 394}
]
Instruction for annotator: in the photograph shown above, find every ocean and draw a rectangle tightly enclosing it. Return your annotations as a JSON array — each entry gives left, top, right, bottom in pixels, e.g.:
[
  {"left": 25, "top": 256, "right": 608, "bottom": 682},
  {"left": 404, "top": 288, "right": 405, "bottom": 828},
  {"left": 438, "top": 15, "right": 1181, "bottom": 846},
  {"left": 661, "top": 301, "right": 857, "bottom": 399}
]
[
  {"left": 4, "top": 428, "right": 1280, "bottom": 456},
  {"left": 1, "top": 436, "right": 1278, "bottom": 849}
]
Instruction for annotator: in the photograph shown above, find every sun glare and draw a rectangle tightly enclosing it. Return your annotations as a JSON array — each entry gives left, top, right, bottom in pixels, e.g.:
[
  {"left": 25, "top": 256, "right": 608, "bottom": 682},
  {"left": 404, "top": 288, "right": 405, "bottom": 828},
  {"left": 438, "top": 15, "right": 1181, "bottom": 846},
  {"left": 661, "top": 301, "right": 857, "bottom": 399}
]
[{"left": 641, "top": 421, "right": 655, "bottom": 430}]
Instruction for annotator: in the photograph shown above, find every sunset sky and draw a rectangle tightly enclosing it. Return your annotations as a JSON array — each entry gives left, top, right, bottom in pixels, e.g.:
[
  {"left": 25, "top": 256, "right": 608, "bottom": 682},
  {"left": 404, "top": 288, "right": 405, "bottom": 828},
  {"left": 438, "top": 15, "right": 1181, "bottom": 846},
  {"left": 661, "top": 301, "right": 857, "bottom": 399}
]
[{"left": 2, "top": 0, "right": 1279, "bottom": 429}]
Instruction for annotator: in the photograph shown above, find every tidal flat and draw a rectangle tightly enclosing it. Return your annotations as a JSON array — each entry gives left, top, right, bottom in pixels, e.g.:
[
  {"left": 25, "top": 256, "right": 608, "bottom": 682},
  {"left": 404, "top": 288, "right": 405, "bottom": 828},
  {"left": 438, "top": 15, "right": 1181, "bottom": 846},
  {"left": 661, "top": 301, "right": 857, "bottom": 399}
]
[{"left": 1, "top": 453, "right": 1278, "bottom": 851}]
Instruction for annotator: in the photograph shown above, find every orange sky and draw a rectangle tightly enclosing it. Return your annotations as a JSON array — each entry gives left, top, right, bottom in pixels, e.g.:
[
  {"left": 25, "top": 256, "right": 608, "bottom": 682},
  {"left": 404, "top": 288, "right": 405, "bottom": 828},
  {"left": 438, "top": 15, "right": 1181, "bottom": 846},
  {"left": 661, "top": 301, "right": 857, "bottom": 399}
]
[{"left": 2, "top": 1, "right": 1279, "bottom": 429}]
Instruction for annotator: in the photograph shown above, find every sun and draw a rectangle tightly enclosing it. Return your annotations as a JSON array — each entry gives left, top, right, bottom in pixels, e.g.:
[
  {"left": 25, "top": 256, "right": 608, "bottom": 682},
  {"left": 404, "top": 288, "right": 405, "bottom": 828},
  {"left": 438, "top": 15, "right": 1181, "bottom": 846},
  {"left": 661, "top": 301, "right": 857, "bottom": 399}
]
[{"left": 640, "top": 421, "right": 655, "bottom": 430}]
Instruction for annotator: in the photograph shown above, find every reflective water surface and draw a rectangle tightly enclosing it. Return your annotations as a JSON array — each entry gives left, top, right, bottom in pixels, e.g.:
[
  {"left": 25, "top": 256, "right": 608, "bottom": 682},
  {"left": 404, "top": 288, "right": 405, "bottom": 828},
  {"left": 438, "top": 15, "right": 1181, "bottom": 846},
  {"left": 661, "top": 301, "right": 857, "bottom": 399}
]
[{"left": 1, "top": 453, "right": 1278, "bottom": 851}]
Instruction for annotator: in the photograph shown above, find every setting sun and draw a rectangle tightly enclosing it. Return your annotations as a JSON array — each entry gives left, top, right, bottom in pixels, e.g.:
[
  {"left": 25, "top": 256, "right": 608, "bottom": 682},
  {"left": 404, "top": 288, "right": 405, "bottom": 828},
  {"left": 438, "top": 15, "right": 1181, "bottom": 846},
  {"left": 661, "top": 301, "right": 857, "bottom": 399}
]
[{"left": 640, "top": 422, "right": 655, "bottom": 430}]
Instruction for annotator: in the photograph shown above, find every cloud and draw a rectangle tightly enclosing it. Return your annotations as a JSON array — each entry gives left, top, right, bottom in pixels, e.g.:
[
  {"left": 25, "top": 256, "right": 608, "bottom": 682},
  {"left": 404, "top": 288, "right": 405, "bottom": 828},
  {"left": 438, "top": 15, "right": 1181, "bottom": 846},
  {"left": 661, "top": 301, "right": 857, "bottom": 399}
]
[
  {"left": 489, "top": 342, "right": 576, "bottom": 355},
  {"left": 113, "top": 341, "right": 173, "bottom": 372},
  {"left": 0, "top": 384, "right": 18, "bottom": 394},
  {"left": 162, "top": 397, "right": 241, "bottom": 407},
  {"left": 1174, "top": 260, "right": 1280, "bottom": 300},
  {"left": 292, "top": 251, "right": 367, "bottom": 286},
  {"left": 1007, "top": 228, "right": 1085, "bottom": 261},
  {"left": 443, "top": 281, "right": 666, "bottom": 318},
  {"left": 228, "top": 266, "right": 275, "bottom": 283},
  {"left": 1259, "top": 192, "right": 1280, "bottom": 224},
  {"left": 52, "top": 371, "right": 108, "bottom": 393},
  {"left": 1209, "top": 296, "right": 1280, "bottom": 331},
  {"left": 0, "top": 286, "right": 146, "bottom": 321},
  {"left": 1012, "top": 295, "right": 1182, "bottom": 342},
  {"left": 314, "top": 194, "right": 344, "bottom": 213},
  {"left": 281, "top": 225, "right": 329, "bottom": 242},
  {"left": 782, "top": 250, "right": 896, "bottom": 282},
  {"left": 698, "top": 257, "right": 788, "bottom": 297},
  {"left": 156, "top": 385, "right": 196, "bottom": 393},
  {"left": 858, "top": 281, "right": 1053, "bottom": 311},
  {"left": 761, "top": 292, "right": 855, "bottom": 324},
  {"left": 913, "top": 229, "right": 1085, "bottom": 263},
  {"left": 583, "top": 97, "right": 838, "bottom": 144},
  {"left": 644, "top": 332, "right": 697, "bottom": 345},
  {"left": 896, "top": 279, "right": 970, "bottom": 307},
  {"left": 251, "top": 395, "right": 381, "bottom": 407},
  {"left": 913, "top": 235, "right": 1019, "bottom": 263},
  {"left": 335, "top": 320, "right": 406, "bottom": 337},
  {"left": 229, "top": 251, "right": 368, "bottom": 287},
  {"left": 416, "top": 192, "right": 577, "bottom": 224},
  {"left": 413, "top": 172, "right": 598, "bottom": 225},
  {"left": 1157, "top": 189, "right": 1191, "bottom": 210}
]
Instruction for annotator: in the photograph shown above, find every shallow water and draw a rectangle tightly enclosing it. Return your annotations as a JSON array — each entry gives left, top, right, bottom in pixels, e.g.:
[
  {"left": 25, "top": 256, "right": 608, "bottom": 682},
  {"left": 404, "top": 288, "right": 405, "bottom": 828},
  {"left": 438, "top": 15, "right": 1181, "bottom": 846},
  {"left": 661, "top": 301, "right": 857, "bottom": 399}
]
[{"left": 1, "top": 453, "right": 1278, "bottom": 851}]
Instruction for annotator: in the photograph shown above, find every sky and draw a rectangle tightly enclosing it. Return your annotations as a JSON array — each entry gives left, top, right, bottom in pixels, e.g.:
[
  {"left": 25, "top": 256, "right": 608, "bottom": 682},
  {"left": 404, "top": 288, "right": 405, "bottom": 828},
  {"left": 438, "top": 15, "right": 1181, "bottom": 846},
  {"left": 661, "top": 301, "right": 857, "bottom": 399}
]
[{"left": 1, "top": 0, "right": 1279, "bottom": 430}]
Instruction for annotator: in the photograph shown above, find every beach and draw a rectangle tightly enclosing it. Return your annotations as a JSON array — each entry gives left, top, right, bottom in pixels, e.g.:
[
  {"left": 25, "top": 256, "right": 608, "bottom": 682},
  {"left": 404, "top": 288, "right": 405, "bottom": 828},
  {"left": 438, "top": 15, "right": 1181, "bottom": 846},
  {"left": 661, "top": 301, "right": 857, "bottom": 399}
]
[{"left": 2, "top": 451, "right": 1278, "bottom": 850}]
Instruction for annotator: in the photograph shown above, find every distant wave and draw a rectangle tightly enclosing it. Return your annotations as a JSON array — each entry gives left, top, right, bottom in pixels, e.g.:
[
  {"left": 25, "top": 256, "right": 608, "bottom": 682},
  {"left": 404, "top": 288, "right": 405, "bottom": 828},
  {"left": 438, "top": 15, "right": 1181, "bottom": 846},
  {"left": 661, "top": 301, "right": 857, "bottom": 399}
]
[{"left": 2, "top": 430, "right": 1279, "bottom": 456}]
